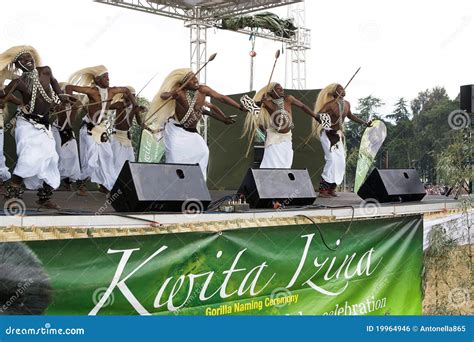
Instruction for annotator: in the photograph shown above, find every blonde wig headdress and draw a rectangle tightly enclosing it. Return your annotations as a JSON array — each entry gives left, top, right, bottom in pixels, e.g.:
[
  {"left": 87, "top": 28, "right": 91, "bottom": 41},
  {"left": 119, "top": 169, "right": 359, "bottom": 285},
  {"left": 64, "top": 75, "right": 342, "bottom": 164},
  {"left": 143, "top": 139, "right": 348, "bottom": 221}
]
[
  {"left": 308, "top": 83, "right": 340, "bottom": 140},
  {"left": 0, "top": 45, "right": 42, "bottom": 86},
  {"left": 68, "top": 65, "right": 108, "bottom": 87},
  {"left": 146, "top": 68, "right": 192, "bottom": 131},
  {"left": 240, "top": 82, "right": 279, "bottom": 157}
]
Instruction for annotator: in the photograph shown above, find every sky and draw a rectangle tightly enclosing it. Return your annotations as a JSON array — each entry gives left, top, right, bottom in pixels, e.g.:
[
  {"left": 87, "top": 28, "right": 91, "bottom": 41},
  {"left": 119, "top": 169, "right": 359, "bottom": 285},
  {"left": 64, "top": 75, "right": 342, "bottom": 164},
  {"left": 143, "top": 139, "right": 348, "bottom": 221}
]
[{"left": 1, "top": 0, "right": 473, "bottom": 115}]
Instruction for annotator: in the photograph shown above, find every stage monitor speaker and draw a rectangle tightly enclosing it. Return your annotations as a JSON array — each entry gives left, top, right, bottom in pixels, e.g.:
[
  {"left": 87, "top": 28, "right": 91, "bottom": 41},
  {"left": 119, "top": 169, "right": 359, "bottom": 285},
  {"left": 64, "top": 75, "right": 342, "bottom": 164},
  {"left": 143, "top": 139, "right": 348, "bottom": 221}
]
[
  {"left": 111, "top": 162, "right": 211, "bottom": 212},
  {"left": 460, "top": 84, "right": 474, "bottom": 113},
  {"left": 238, "top": 168, "right": 316, "bottom": 208},
  {"left": 357, "top": 168, "right": 426, "bottom": 203}
]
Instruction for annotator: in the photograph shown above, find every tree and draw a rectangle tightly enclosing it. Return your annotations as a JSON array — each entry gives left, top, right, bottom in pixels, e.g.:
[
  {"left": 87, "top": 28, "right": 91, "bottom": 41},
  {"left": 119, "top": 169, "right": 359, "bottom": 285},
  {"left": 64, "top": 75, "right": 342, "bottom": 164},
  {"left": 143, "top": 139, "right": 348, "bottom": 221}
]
[
  {"left": 344, "top": 95, "right": 384, "bottom": 187},
  {"left": 387, "top": 97, "right": 410, "bottom": 123},
  {"left": 411, "top": 87, "right": 449, "bottom": 115}
]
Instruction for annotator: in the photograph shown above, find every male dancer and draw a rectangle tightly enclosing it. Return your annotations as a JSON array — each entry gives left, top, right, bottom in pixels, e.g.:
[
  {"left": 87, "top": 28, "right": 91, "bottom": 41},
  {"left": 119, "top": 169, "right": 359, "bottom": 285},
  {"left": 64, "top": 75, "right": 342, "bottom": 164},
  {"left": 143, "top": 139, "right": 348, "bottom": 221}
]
[
  {"left": 147, "top": 68, "right": 243, "bottom": 179},
  {"left": 311, "top": 83, "right": 371, "bottom": 197},
  {"left": 109, "top": 87, "right": 145, "bottom": 177},
  {"left": 0, "top": 82, "right": 19, "bottom": 194},
  {"left": 65, "top": 65, "right": 137, "bottom": 194},
  {"left": 51, "top": 83, "right": 81, "bottom": 191},
  {"left": 242, "top": 82, "right": 320, "bottom": 168},
  {"left": 0, "top": 45, "right": 67, "bottom": 208}
]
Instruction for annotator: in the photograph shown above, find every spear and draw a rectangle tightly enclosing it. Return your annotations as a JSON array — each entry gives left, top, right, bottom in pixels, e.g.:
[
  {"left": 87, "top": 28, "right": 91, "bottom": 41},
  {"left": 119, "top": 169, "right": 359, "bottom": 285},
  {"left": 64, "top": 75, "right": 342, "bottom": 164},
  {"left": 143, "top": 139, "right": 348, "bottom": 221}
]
[{"left": 245, "top": 49, "right": 281, "bottom": 157}]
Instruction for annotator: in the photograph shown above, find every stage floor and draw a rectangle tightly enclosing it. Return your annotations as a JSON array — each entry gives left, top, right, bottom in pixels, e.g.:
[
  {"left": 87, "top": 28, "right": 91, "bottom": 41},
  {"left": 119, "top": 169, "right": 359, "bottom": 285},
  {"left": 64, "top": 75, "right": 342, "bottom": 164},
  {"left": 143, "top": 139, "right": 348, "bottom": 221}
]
[{"left": 0, "top": 190, "right": 465, "bottom": 230}]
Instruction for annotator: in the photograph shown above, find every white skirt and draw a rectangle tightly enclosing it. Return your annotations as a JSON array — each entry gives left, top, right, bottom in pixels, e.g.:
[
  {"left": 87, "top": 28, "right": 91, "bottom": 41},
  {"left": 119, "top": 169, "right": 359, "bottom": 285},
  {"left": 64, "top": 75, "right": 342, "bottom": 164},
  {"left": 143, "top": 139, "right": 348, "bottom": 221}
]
[
  {"left": 320, "top": 130, "right": 346, "bottom": 185},
  {"left": 164, "top": 119, "right": 209, "bottom": 180},
  {"left": 13, "top": 118, "right": 60, "bottom": 190},
  {"left": 52, "top": 126, "right": 81, "bottom": 181},
  {"left": 111, "top": 136, "right": 135, "bottom": 176},
  {"left": 79, "top": 125, "right": 116, "bottom": 190},
  {"left": 260, "top": 140, "right": 294, "bottom": 169},
  {"left": 0, "top": 129, "right": 11, "bottom": 181}
]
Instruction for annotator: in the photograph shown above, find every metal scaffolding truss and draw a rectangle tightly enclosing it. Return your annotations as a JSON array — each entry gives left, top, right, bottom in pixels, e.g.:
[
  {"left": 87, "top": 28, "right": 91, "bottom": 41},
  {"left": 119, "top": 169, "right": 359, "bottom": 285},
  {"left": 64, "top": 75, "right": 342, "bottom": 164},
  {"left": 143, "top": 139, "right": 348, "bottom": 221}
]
[
  {"left": 95, "top": 0, "right": 311, "bottom": 139},
  {"left": 286, "top": 2, "right": 310, "bottom": 90},
  {"left": 95, "top": 0, "right": 303, "bottom": 20}
]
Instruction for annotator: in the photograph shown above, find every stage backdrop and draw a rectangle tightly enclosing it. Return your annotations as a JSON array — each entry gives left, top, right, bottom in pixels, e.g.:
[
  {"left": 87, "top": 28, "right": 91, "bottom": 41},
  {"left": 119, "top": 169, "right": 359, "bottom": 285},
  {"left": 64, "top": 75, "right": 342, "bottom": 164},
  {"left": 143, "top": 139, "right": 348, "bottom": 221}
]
[
  {"left": 8, "top": 215, "right": 424, "bottom": 316},
  {"left": 207, "top": 89, "right": 324, "bottom": 190}
]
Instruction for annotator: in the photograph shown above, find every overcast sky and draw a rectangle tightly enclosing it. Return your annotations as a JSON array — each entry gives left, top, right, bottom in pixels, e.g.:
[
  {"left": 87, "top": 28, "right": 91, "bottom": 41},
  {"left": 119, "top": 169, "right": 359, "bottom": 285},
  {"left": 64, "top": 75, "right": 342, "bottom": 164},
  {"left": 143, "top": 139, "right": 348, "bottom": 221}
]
[{"left": 1, "top": 0, "right": 473, "bottom": 115}]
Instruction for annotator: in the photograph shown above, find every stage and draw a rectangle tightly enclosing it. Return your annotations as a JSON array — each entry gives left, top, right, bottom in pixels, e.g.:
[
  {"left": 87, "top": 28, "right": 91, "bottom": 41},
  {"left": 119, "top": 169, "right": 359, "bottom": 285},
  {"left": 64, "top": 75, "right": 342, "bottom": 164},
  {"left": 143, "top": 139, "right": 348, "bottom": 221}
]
[{"left": 0, "top": 190, "right": 465, "bottom": 239}]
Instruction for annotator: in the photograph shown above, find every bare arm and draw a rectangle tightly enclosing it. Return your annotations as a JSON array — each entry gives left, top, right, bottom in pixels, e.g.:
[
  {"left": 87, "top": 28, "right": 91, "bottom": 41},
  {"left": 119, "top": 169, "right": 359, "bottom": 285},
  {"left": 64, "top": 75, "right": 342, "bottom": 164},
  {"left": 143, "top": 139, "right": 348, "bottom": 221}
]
[
  {"left": 44, "top": 66, "right": 63, "bottom": 97},
  {"left": 346, "top": 103, "right": 370, "bottom": 126},
  {"left": 65, "top": 84, "right": 95, "bottom": 97},
  {"left": 161, "top": 91, "right": 178, "bottom": 100},
  {"left": 110, "top": 87, "right": 138, "bottom": 107},
  {"left": 203, "top": 102, "right": 235, "bottom": 125},
  {"left": 133, "top": 106, "right": 146, "bottom": 127},
  {"left": 1, "top": 80, "right": 23, "bottom": 106},
  {"left": 200, "top": 85, "right": 244, "bottom": 112},
  {"left": 288, "top": 95, "right": 320, "bottom": 122}
]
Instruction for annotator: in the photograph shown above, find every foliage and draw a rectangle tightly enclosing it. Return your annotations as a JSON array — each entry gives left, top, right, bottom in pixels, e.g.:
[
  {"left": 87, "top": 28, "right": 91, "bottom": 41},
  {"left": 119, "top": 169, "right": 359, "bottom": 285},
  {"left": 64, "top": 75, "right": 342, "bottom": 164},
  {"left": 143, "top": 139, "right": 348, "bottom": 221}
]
[
  {"left": 221, "top": 12, "right": 297, "bottom": 38},
  {"left": 344, "top": 87, "right": 465, "bottom": 188}
]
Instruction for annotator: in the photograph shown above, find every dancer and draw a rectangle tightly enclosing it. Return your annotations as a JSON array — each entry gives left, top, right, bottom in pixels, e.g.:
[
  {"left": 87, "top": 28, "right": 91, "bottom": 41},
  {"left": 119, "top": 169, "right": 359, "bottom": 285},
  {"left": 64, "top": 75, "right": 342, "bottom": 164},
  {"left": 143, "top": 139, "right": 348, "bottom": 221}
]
[
  {"left": 65, "top": 65, "right": 137, "bottom": 194},
  {"left": 109, "top": 87, "right": 145, "bottom": 176},
  {"left": 147, "top": 68, "right": 243, "bottom": 179},
  {"left": 51, "top": 83, "right": 81, "bottom": 191},
  {"left": 242, "top": 82, "right": 320, "bottom": 168},
  {"left": 0, "top": 87, "right": 19, "bottom": 194},
  {"left": 0, "top": 45, "right": 67, "bottom": 208},
  {"left": 310, "top": 83, "right": 371, "bottom": 197}
]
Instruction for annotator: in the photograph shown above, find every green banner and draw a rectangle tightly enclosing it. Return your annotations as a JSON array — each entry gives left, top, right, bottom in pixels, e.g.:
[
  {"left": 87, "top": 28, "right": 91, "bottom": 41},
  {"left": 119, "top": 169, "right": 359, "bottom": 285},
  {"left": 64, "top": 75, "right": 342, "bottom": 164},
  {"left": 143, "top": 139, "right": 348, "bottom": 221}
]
[
  {"left": 354, "top": 120, "right": 387, "bottom": 193},
  {"left": 137, "top": 129, "right": 165, "bottom": 163},
  {"left": 5, "top": 215, "right": 422, "bottom": 316}
]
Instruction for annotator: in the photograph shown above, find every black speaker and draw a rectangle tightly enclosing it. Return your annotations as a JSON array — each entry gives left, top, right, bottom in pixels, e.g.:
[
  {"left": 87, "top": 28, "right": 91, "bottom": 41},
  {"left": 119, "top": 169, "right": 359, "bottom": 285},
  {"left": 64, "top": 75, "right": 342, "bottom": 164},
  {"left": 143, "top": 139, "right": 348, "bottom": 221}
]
[
  {"left": 111, "top": 162, "right": 211, "bottom": 212},
  {"left": 357, "top": 168, "right": 426, "bottom": 203},
  {"left": 238, "top": 168, "right": 317, "bottom": 208},
  {"left": 460, "top": 85, "right": 474, "bottom": 113}
]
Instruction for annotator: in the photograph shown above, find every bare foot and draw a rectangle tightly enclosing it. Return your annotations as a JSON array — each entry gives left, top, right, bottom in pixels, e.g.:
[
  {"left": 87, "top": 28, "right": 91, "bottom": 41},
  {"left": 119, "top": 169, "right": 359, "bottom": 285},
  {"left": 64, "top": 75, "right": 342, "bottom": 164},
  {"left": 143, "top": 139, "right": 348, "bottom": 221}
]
[
  {"left": 318, "top": 191, "right": 332, "bottom": 198},
  {"left": 328, "top": 189, "right": 339, "bottom": 197},
  {"left": 76, "top": 186, "right": 89, "bottom": 196}
]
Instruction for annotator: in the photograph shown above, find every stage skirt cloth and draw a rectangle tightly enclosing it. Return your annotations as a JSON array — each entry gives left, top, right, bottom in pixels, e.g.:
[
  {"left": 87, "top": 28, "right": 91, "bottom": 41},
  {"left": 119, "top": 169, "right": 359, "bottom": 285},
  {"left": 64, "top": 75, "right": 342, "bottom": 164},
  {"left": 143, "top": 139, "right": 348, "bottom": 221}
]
[
  {"left": 164, "top": 118, "right": 209, "bottom": 180},
  {"left": 13, "top": 117, "right": 60, "bottom": 190},
  {"left": 52, "top": 126, "right": 81, "bottom": 181},
  {"left": 111, "top": 130, "right": 135, "bottom": 177},
  {"left": 260, "top": 128, "right": 293, "bottom": 169},
  {"left": 0, "top": 128, "right": 11, "bottom": 181},
  {"left": 320, "top": 129, "right": 346, "bottom": 185},
  {"left": 79, "top": 124, "right": 116, "bottom": 190}
]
